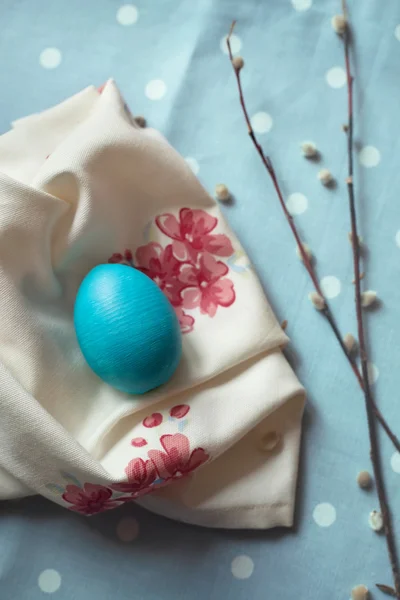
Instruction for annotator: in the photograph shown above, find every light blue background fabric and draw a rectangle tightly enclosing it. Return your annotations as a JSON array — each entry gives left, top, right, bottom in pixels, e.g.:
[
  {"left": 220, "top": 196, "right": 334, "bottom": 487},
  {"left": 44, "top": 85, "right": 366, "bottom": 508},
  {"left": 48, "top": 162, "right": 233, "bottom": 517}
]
[{"left": 1, "top": 0, "right": 400, "bottom": 598}]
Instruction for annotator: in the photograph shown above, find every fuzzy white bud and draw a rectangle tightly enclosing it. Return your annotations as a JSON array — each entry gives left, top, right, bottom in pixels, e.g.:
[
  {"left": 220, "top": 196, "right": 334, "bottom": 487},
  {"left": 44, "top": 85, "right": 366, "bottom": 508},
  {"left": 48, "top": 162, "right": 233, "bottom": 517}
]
[
  {"left": 357, "top": 470, "right": 372, "bottom": 489},
  {"left": 348, "top": 231, "right": 363, "bottom": 247},
  {"left": 318, "top": 168, "right": 334, "bottom": 186},
  {"left": 232, "top": 56, "right": 244, "bottom": 71},
  {"left": 351, "top": 585, "right": 369, "bottom": 600},
  {"left": 301, "top": 141, "right": 318, "bottom": 159},
  {"left": 215, "top": 183, "right": 231, "bottom": 202},
  {"left": 296, "top": 242, "right": 312, "bottom": 262},
  {"left": 308, "top": 292, "right": 325, "bottom": 311},
  {"left": 331, "top": 14, "right": 347, "bottom": 35},
  {"left": 361, "top": 290, "right": 377, "bottom": 308},
  {"left": 368, "top": 510, "right": 383, "bottom": 532},
  {"left": 344, "top": 333, "right": 357, "bottom": 353}
]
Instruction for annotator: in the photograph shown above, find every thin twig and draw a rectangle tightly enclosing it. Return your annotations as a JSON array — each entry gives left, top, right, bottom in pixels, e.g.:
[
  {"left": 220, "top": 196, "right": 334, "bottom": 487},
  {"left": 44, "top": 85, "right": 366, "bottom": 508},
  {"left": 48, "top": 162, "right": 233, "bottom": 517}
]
[
  {"left": 341, "top": 2, "right": 400, "bottom": 596},
  {"left": 376, "top": 583, "right": 396, "bottom": 597},
  {"left": 226, "top": 21, "right": 400, "bottom": 456}
]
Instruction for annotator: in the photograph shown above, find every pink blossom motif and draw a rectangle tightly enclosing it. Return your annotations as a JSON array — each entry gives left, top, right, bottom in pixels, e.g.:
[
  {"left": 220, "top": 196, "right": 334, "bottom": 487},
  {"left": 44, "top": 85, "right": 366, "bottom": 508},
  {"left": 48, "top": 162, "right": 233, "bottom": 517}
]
[
  {"left": 170, "top": 404, "right": 190, "bottom": 419},
  {"left": 131, "top": 437, "right": 148, "bottom": 447},
  {"left": 109, "top": 252, "right": 124, "bottom": 264},
  {"left": 148, "top": 433, "right": 209, "bottom": 480},
  {"left": 62, "top": 483, "right": 120, "bottom": 515},
  {"left": 108, "top": 249, "right": 133, "bottom": 266},
  {"left": 156, "top": 208, "right": 234, "bottom": 263},
  {"left": 107, "top": 208, "right": 237, "bottom": 334},
  {"left": 111, "top": 458, "right": 157, "bottom": 495},
  {"left": 179, "top": 253, "right": 235, "bottom": 317},
  {"left": 135, "top": 243, "right": 187, "bottom": 306},
  {"left": 143, "top": 413, "right": 163, "bottom": 428},
  {"left": 124, "top": 248, "right": 133, "bottom": 261},
  {"left": 174, "top": 307, "right": 194, "bottom": 334}
]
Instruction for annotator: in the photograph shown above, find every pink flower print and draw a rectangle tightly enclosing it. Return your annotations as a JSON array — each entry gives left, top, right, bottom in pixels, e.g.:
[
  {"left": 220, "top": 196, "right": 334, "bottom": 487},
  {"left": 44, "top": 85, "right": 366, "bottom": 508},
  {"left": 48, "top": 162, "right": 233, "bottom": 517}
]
[
  {"left": 143, "top": 413, "right": 163, "bottom": 428},
  {"left": 174, "top": 307, "right": 194, "bottom": 334},
  {"left": 109, "top": 252, "right": 124, "bottom": 264},
  {"left": 62, "top": 483, "right": 120, "bottom": 515},
  {"left": 131, "top": 437, "right": 148, "bottom": 447},
  {"left": 148, "top": 433, "right": 209, "bottom": 480},
  {"left": 170, "top": 404, "right": 190, "bottom": 419},
  {"left": 135, "top": 243, "right": 186, "bottom": 306},
  {"left": 111, "top": 458, "right": 157, "bottom": 495},
  {"left": 179, "top": 253, "right": 235, "bottom": 317},
  {"left": 156, "top": 208, "right": 234, "bottom": 262},
  {"left": 108, "top": 249, "right": 133, "bottom": 266},
  {"left": 124, "top": 248, "right": 133, "bottom": 262},
  {"left": 107, "top": 208, "right": 236, "bottom": 334}
]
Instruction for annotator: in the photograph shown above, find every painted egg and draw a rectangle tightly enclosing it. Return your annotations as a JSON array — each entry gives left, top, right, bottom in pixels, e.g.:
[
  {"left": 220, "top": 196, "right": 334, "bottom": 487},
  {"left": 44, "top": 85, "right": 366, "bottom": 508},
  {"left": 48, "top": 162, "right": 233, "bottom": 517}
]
[{"left": 74, "top": 264, "right": 182, "bottom": 394}]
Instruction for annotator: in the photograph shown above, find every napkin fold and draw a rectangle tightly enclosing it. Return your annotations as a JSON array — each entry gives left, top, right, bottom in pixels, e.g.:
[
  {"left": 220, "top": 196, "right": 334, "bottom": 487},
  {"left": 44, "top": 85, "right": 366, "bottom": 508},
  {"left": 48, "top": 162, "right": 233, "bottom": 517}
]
[{"left": 0, "top": 81, "right": 305, "bottom": 529}]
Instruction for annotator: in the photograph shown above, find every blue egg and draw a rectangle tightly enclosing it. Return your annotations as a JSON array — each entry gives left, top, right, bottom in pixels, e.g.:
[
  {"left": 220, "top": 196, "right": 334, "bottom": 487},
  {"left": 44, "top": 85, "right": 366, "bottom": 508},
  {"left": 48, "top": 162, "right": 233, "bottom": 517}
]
[{"left": 74, "top": 264, "right": 182, "bottom": 395}]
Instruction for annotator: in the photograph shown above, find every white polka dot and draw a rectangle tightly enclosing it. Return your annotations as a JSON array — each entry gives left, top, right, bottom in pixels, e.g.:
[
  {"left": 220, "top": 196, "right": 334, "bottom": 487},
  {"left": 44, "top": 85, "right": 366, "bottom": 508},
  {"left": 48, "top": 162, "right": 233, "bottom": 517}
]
[
  {"left": 220, "top": 34, "right": 242, "bottom": 56},
  {"left": 116, "top": 517, "right": 139, "bottom": 542},
  {"left": 38, "top": 570, "right": 61, "bottom": 594},
  {"left": 325, "top": 67, "right": 346, "bottom": 89},
  {"left": 231, "top": 555, "right": 254, "bottom": 579},
  {"left": 320, "top": 276, "right": 341, "bottom": 299},
  {"left": 292, "top": 0, "right": 312, "bottom": 11},
  {"left": 391, "top": 452, "right": 400, "bottom": 474},
  {"left": 359, "top": 146, "right": 381, "bottom": 168},
  {"left": 145, "top": 79, "right": 167, "bottom": 101},
  {"left": 39, "top": 48, "right": 62, "bottom": 70},
  {"left": 250, "top": 112, "right": 273, "bottom": 134},
  {"left": 116, "top": 4, "right": 138, "bottom": 25},
  {"left": 287, "top": 193, "right": 308, "bottom": 215},
  {"left": 367, "top": 362, "right": 379, "bottom": 385},
  {"left": 395, "top": 25, "right": 400, "bottom": 42},
  {"left": 395, "top": 231, "right": 400, "bottom": 248},
  {"left": 313, "top": 503, "right": 336, "bottom": 527},
  {"left": 185, "top": 157, "right": 200, "bottom": 175}
]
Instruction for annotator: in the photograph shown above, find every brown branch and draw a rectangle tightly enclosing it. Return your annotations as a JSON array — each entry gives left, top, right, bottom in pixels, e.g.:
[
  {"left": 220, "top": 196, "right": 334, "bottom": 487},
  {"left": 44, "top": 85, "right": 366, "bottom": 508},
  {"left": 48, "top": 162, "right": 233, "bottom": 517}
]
[
  {"left": 376, "top": 583, "right": 397, "bottom": 597},
  {"left": 341, "top": 2, "right": 400, "bottom": 596},
  {"left": 226, "top": 21, "right": 400, "bottom": 457}
]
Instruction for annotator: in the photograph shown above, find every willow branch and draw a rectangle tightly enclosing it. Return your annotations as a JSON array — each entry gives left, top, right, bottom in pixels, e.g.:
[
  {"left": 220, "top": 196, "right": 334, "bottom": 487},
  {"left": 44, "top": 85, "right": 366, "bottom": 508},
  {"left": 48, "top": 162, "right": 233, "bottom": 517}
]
[
  {"left": 226, "top": 20, "right": 400, "bottom": 456},
  {"left": 341, "top": 1, "right": 400, "bottom": 596}
]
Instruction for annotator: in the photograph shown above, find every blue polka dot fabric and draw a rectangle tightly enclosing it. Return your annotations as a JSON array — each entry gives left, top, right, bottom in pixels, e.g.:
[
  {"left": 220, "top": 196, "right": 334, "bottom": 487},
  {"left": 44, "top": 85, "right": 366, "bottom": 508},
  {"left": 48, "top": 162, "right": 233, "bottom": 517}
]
[{"left": 1, "top": 0, "right": 400, "bottom": 598}]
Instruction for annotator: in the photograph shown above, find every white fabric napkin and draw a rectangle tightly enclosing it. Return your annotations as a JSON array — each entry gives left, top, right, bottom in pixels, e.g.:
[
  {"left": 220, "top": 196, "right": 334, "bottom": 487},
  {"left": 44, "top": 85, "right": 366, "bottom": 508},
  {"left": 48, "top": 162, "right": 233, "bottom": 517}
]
[{"left": 0, "top": 81, "right": 305, "bottom": 529}]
